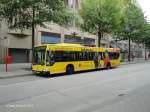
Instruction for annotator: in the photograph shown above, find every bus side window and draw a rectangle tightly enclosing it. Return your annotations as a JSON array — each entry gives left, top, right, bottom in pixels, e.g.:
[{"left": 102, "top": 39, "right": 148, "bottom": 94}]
[
  {"left": 114, "top": 52, "right": 120, "bottom": 59},
  {"left": 85, "top": 52, "right": 88, "bottom": 60},
  {"left": 109, "top": 52, "right": 120, "bottom": 60},
  {"left": 109, "top": 52, "right": 113, "bottom": 59},
  {"left": 85, "top": 52, "right": 89, "bottom": 61},
  {"left": 53, "top": 51, "right": 63, "bottom": 62},
  {"left": 102, "top": 52, "right": 105, "bottom": 59},
  {"left": 76, "top": 52, "right": 80, "bottom": 61},
  {"left": 75, "top": 52, "right": 79, "bottom": 61},
  {"left": 82, "top": 52, "right": 86, "bottom": 61},
  {"left": 99, "top": 52, "right": 103, "bottom": 60},
  {"left": 63, "top": 51, "right": 76, "bottom": 61},
  {"left": 105, "top": 51, "right": 109, "bottom": 58},
  {"left": 63, "top": 51, "right": 69, "bottom": 61},
  {"left": 69, "top": 51, "right": 76, "bottom": 61},
  {"left": 89, "top": 52, "right": 95, "bottom": 60},
  {"left": 78, "top": 52, "right": 83, "bottom": 61}
]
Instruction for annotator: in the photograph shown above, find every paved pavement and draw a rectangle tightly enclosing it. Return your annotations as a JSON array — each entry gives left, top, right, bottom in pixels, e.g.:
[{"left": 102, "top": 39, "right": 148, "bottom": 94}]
[
  {"left": 0, "top": 59, "right": 149, "bottom": 79},
  {"left": 0, "top": 62, "right": 150, "bottom": 112},
  {"left": 0, "top": 63, "right": 32, "bottom": 79},
  {"left": 121, "top": 58, "right": 150, "bottom": 65}
]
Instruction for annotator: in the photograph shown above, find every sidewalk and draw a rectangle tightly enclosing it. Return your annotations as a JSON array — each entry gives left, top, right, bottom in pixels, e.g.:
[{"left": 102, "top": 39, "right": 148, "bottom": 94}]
[
  {"left": 0, "top": 63, "right": 33, "bottom": 79},
  {"left": 121, "top": 58, "right": 150, "bottom": 65},
  {"left": 0, "top": 59, "right": 150, "bottom": 79}
]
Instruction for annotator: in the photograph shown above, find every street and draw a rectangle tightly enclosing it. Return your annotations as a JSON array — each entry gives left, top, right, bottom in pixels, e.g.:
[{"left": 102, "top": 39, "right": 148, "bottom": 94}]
[
  {"left": 0, "top": 62, "right": 150, "bottom": 112},
  {"left": 0, "top": 0, "right": 150, "bottom": 112}
]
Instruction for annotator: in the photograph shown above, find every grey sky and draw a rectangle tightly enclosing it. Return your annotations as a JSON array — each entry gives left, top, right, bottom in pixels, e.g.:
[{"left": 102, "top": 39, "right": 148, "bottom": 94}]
[{"left": 137, "top": 0, "right": 150, "bottom": 21}]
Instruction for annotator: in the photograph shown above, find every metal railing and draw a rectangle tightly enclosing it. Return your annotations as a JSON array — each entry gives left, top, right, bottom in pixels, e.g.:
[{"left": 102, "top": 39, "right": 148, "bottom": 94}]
[{"left": 121, "top": 49, "right": 150, "bottom": 62}]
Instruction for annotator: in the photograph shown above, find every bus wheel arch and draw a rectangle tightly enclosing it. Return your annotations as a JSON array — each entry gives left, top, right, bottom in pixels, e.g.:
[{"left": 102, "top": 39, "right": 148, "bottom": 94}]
[
  {"left": 66, "top": 64, "right": 74, "bottom": 75},
  {"left": 106, "top": 62, "right": 111, "bottom": 69}
]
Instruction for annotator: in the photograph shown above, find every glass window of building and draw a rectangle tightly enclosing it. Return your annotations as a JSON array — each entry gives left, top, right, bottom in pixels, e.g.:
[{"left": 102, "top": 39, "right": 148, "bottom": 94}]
[
  {"left": 64, "top": 35, "right": 82, "bottom": 44},
  {"left": 83, "top": 38, "right": 95, "bottom": 46},
  {"left": 41, "top": 32, "right": 60, "bottom": 44}
]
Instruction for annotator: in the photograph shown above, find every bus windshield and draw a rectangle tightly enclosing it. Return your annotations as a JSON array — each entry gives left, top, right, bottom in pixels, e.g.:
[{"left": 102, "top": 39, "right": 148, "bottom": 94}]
[
  {"left": 46, "top": 51, "right": 55, "bottom": 66},
  {"left": 33, "top": 47, "right": 46, "bottom": 65}
]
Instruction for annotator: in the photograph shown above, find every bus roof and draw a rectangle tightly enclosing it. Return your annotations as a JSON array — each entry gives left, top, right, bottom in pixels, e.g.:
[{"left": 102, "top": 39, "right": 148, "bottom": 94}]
[
  {"left": 52, "top": 43, "right": 83, "bottom": 47},
  {"left": 106, "top": 48, "right": 120, "bottom": 52},
  {"left": 35, "top": 43, "right": 120, "bottom": 52}
]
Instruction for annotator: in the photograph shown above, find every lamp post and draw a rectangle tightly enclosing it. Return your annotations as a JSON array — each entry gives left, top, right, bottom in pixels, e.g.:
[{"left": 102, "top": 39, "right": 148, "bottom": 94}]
[
  {"left": 4, "top": 37, "right": 9, "bottom": 72},
  {"left": 71, "top": 32, "right": 78, "bottom": 38},
  {"left": 32, "top": 6, "right": 35, "bottom": 51},
  {"left": 144, "top": 40, "right": 147, "bottom": 60},
  {"left": 128, "top": 37, "right": 131, "bottom": 62},
  {"left": 71, "top": 32, "right": 77, "bottom": 43},
  {"left": 113, "top": 35, "right": 118, "bottom": 48},
  {"left": 0, "top": 37, "right": 4, "bottom": 64}
]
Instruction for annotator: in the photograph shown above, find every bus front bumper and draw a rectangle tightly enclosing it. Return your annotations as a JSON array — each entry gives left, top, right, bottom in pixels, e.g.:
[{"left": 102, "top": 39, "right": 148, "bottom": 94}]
[{"left": 32, "top": 70, "right": 50, "bottom": 75}]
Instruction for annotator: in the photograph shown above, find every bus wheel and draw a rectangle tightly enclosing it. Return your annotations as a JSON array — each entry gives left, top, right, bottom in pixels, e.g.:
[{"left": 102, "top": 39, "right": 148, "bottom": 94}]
[
  {"left": 66, "top": 65, "right": 74, "bottom": 75},
  {"left": 43, "top": 71, "right": 51, "bottom": 77},
  {"left": 106, "top": 63, "right": 111, "bottom": 69}
]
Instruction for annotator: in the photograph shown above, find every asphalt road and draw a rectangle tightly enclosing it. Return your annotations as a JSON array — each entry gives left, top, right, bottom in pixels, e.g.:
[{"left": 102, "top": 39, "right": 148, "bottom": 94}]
[{"left": 0, "top": 62, "right": 150, "bottom": 112}]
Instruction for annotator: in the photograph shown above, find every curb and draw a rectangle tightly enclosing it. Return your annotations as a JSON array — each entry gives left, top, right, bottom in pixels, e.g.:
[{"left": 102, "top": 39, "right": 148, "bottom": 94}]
[
  {"left": 0, "top": 72, "right": 33, "bottom": 79},
  {"left": 0, "top": 60, "right": 149, "bottom": 79},
  {"left": 121, "top": 60, "right": 150, "bottom": 65}
]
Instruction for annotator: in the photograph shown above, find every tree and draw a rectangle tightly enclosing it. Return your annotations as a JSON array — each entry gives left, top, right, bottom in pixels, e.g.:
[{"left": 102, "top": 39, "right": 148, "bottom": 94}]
[
  {"left": 114, "top": 3, "right": 146, "bottom": 61},
  {"left": 79, "top": 0, "right": 124, "bottom": 47},
  {"left": 0, "top": 0, "right": 71, "bottom": 49},
  {"left": 137, "top": 23, "right": 150, "bottom": 59}
]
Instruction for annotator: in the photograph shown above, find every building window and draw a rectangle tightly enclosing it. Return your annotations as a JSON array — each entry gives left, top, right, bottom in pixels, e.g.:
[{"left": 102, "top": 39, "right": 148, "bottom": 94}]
[
  {"left": 84, "top": 38, "right": 95, "bottom": 46},
  {"left": 41, "top": 32, "right": 60, "bottom": 44},
  {"left": 64, "top": 35, "right": 82, "bottom": 44},
  {"left": 109, "top": 52, "right": 120, "bottom": 60}
]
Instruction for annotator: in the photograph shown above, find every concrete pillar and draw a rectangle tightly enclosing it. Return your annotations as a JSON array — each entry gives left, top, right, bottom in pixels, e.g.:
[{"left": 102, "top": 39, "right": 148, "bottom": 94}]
[
  {"left": 37, "top": 31, "right": 41, "bottom": 45},
  {"left": 95, "top": 36, "right": 98, "bottom": 47},
  {"left": 60, "top": 26, "right": 65, "bottom": 43},
  {"left": 29, "top": 49, "right": 32, "bottom": 63},
  {"left": 0, "top": 39, "right": 4, "bottom": 63},
  {"left": 81, "top": 32, "right": 84, "bottom": 45},
  {"left": 0, "top": 37, "right": 9, "bottom": 63}
]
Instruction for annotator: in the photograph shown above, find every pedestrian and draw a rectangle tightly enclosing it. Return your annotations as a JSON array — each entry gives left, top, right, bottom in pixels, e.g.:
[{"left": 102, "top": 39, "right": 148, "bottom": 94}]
[
  {"left": 148, "top": 53, "right": 150, "bottom": 59},
  {"left": 93, "top": 54, "right": 99, "bottom": 69},
  {"left": 98, "top": 54, "right": 101, "bottom": 68},
  {"left": 131, "top": 54, "right": 135, "bottom": 61},
  {"left": 103, "top": 50, "right": 110, "bottom": 68}
]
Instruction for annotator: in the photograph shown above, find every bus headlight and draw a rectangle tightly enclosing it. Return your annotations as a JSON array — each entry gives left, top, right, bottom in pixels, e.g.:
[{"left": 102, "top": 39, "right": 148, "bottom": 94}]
[{"left": 43, "top": 69, "right": 49, "bottom": 72}]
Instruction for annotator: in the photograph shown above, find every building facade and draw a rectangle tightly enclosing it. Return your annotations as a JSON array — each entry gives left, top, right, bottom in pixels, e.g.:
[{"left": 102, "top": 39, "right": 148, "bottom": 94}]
[
  {"left": 0, "top": 22, "right": 110, "bottom": 63},
  {"left": 2, "top": 0, "right": 145, "bottom": 63},
  {"left": 0, "top": 0, "right": 112, "bottom": 63},
  {"left": 110, "top": 38, "right": 148, "bottom": 61},
  {"left": 0, "top": 21, "right": 32, "bottom": 63}
]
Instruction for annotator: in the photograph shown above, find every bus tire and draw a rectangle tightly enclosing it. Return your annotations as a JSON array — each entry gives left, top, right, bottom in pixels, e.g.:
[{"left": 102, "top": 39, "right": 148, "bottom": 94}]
[
  {"left": 43, "top": 71, "right": 51, "bottom": 77},
  {"left": 106, "top": 63, "right": 111, "bottom": 69},
  {"left": 66, "top": 65, "right": 74, "bottom": 75}
]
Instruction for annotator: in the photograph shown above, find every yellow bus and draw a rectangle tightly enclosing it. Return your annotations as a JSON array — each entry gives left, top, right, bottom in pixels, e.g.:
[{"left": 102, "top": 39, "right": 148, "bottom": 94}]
[{"left": 32, "top": 43, "right": 121, "bottom": 75}]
